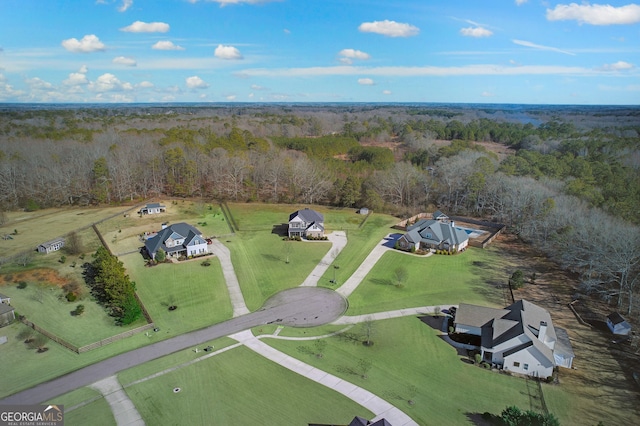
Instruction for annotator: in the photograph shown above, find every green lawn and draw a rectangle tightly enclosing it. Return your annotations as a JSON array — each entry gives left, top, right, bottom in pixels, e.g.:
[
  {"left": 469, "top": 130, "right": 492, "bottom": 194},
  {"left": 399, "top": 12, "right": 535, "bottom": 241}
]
[
  {"left": 0, "top": 320, "right": 166, "bottom": 398},
  {"left": 266, "top": 316, "right": 559, "bottom": 426},
  {"left": 0, "top": 282, "right": 146, "bottom": 346},
  {"left": 122, "top": 253, "right": 233, "bottom": 335},
  {"left": 123, "top": 345, "right": 374, "bottom": 425},
  {"left": 225, "top": 232, "right": 331, "bottom": 311},
  {"left": 318, "top": 214, "right": 399, "bottom": 289},
  {"left": 346, "top": 247, "right": 507, "bottom": 315},
  {"left": 45, "top": 387, "right": 115, "bottom": 426}
]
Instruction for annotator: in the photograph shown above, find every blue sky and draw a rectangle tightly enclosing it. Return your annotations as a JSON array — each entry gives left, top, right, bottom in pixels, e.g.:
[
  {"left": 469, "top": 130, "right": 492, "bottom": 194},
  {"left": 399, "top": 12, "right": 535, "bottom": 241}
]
[{"left": 0, "top": 0, "right": 638, "bottom": 104}]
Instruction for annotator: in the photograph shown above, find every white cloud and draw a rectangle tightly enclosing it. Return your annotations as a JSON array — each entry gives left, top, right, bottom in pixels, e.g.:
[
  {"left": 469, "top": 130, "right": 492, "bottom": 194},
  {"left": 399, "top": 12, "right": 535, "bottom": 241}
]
[
  {"left": 25, "top": 77, "right": 54, "bottom": 90},
  {"left": 382, "top": 90, "right": 392, "bottom": 95},
  {"left": 481, "top": 91, "right": 495, "bottom": 97},
  {"left": 79, "top": 64, "right": 88, "bottom": 74},
  {"left": 89, "top": 73, "right": 133, "bottom": 92},
  {"left": 515, "top": 0, "right": 528, "bottom": 5},
  {"left": 513, "top": 39, "right": 575, "bottom": 55},
  {"left": 251, "top": 84, "right": 266, "bottom": 90},
  {"left": 120, "top": 21, "right": 170, "bottom": 33},
  {"left": 186, "top": 75, "right": 209, "bottom": 89},
  {"left": 214, "top": 44, "right": 243, "bottom": 60},
  {"left": 338, "top": 49, "right": 370, "bottom": 64},
  {"left": 113, "top": 56, "right": 137, "bottom": 66},
  {"left": 226, "top": 95, "right": 237, "bottom": 100},
  {"left": 599, "top": 60, "right": 635, "bottom": 71},
  {"left": 152, "top": 40, "right": 185, "bottom": 51},
  {"left": 61, "top": 34, "right": 106, "bottom": 53},
  {"left": 118, "top": 0, "right": 133, "bottom": 12},
  {"left": 547, "top": 3, "right": 640, "bottom": 25},
  {"left": 460, "top": 27, "right": 493, "bottom": 37},
  {"left": 358, "top": 78, "right": 375, "bottom": 85},
  {"left": 138, "top": 81, "right": 154, "bottom": 88},
  {"left": 358, "top": 20, "right": 419, "bottom": 37},
  {"left": 63, "top": 72, "right": 89, "bottom": 86}
]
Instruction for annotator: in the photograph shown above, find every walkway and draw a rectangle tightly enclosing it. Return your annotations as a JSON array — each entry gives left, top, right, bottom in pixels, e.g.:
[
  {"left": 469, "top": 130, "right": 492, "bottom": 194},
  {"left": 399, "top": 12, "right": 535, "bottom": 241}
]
[
  {"left": 90, "top": 376, "right": 145, "bottom": 426},
  {"left": 331, "top": 305, "right": 454, "bottom": 325},
  {"left": 230, "top": 330, "right": 418, "bottom": 426},
  {"left": 209, "top": 240, "right": 250, "bottom": 317},
  {"left": 335, "top": 233, "right": 401, "bottom": 297},
  {"left": 300, "top": 231, "right": 347, "bottom": 287}
]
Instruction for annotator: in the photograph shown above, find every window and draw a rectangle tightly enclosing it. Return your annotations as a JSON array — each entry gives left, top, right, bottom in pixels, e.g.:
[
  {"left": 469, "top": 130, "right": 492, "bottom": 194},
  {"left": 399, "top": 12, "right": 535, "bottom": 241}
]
[
  {"left": 524, "top": 364, "right": 529, "bottom": 371},
  {"left": 513, "top": 362, "right": 520, "bottom": 367}
]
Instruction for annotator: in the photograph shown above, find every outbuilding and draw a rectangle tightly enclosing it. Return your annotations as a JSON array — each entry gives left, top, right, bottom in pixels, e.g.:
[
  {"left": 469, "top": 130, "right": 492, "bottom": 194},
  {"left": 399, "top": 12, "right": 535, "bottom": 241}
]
[
  {"left": 37, "top": 237, "right": 65, "bottom": 254},
  {"left": 606, "top": 312, "right": 632, "bottom": 336}
]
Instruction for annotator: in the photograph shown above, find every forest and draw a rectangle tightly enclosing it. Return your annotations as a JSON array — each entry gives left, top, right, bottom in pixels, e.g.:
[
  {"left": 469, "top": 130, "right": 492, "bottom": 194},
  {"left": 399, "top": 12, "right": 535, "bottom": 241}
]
[{"left": 0, "top": 103, "right": 639, "bottom": 319}]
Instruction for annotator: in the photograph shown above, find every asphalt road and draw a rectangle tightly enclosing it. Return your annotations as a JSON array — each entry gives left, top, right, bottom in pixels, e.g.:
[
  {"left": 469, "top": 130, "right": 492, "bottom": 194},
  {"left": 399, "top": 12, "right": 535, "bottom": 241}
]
[{"left": 0, "top": 287, "right": 347, "bottom": 405}]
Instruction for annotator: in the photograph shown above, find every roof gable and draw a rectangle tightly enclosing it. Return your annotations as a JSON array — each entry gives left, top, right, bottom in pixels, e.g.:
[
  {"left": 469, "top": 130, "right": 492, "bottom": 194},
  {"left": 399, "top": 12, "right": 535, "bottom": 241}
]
[{"left": 290, "top": 208, "right": 324, "bottom": 223}]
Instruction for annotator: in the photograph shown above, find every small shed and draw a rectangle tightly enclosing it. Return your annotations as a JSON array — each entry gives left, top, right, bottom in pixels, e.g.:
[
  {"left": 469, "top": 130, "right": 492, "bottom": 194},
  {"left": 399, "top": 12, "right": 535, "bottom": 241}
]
[
  {"left": 0, "top": 303, "right": 15, "bottom": 327},
  {"left": 433, "top": 210, "right": 449, "bottom": 222},
  {"left": 139, "top": 203, "right": 166, "bottom": 215},
  {"left": 37, "top": 237, "right": 65, "bottom": 254},
  {"left": 607, "top": 312, "right": 632, "bottom": 336},
  {"left": 358, "top": 207, "right": 369, "bottom": 215}
]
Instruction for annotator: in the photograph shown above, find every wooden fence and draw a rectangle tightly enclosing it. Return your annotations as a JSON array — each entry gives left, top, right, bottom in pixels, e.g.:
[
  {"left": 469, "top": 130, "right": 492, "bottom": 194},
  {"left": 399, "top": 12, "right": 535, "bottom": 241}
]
[
  {"left": 20, "top": 318, "right": 80, "bottom": 353},
  {"left": 77, "top": 323, "right": 156, "bottom": 353}
]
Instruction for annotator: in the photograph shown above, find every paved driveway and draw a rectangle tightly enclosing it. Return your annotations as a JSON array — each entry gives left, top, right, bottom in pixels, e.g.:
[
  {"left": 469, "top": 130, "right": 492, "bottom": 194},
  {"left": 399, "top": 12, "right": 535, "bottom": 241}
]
[{"left": 0, "top": 287, "right": 347, "bottom": 405}]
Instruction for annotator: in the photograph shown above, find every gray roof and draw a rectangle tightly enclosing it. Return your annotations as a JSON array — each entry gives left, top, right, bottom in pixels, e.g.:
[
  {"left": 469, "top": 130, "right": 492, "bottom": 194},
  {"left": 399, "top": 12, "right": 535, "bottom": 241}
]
[
  {"left": 0, "top": 303, "right": 14, "bottom": 315},
  {"left": 433, "top": 210, "right": 448, "bottom": 220},
  {"left": 607, "top": 312, "right": 629, "bottom": 325},
  {"left": 145, "top": 223, "right": 202, "bottom": 256},
  {"left": 0, "top": 292, "right": 9, "bottom": 299},
  {"left": 146, "top": 202, "right": 165, "bottom": 208},
  {"left": 554, "top": 327, "right": 575, "bottom": 359},
  {"left": 456, "top": 303, "right": 508, "bottom": 328},
  {"left": 404, "top": 219, "right": 468, "bottom": 248},
  {"left": 289, "top": 208, "right": 324, "bottom": 223}
]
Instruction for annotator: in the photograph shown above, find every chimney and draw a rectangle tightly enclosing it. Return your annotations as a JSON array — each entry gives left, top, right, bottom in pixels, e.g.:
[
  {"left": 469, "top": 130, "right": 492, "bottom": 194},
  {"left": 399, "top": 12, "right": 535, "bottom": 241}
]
[
  {"left": 451, "top": 221, "right": 455, "bottom": 228},
  {"left": 538, "top": 321, "right": 547, "bottom": 342}
]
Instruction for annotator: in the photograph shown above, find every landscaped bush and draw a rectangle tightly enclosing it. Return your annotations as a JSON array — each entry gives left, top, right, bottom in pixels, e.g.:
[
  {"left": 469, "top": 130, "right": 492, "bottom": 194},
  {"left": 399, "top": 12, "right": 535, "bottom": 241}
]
[
  {"left": 65, "top": 292, "right": 77, "bottom": 302},
  {"left": 201, "top": 260, "right": 211, "bottom": 267},
  {"left": 17, "top": 281, "right": 27, "bottom": 289}
]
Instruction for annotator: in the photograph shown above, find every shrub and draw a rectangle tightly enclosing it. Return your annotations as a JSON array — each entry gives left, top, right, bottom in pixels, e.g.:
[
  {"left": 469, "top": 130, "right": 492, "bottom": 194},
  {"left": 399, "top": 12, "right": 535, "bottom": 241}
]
[
  {"left": 66, "top": 292, "right": 77, "bottom": 302},
  {"left": 17, "top": 281, "right": 27, "bottom": 289},
  {"left": 510, "top": 270, "right": 525, "bottom": 289},
  {"left": 59, "top": 255, "right": 66, "bottom": 264},
  {"left": 74, "top": 304, "right": 85, "bottom": 316},
  {"left": 201, "top": 260, "right": 211, "bottom": 267},
  {"left": 474, "top": 353, "right": 482, "bottom": 364}
]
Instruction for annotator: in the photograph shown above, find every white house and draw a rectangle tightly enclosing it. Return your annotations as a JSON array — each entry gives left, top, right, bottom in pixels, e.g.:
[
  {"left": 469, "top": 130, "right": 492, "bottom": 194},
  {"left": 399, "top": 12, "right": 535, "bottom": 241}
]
[
  {"left": 144, "top": 222, "right": 208, "bottom": 260},
  {"left": 288, "top": 208, "right": 325, "bottom": 238},
  {"left": 397, "top": 217, "right": 469, "bottom": 253},
  {"left": 139, "top": 203, "right": 166, "bottom": 215},
  {"left": 454, "top": 300, "right": 574, "bottom": 378},
  {"left": 37, "top": 238, "right": 65, "bottom": 254}
]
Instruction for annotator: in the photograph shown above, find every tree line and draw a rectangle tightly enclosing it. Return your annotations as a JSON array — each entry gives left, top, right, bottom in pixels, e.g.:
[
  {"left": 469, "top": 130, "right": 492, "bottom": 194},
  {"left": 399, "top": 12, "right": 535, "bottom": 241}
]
[{"left": 1, "top": 105, "right": 638, "bottom": 318}]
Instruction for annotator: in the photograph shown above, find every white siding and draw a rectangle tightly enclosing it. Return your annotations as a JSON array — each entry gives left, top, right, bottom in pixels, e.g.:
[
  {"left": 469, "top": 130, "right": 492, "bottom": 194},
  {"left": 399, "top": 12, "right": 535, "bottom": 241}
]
[{"left": 503, "top": 346, "right": 554, "bottom": 378}]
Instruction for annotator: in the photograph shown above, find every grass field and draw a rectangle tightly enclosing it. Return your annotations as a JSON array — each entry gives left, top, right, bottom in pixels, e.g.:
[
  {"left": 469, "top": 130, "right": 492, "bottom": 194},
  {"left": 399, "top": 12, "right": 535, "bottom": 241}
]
[
  {"left": 0, "top": 281, "right": 146, "bottom": 346},
  {"left": 266, "top": 316, "right": 561, "bottom": 425},
  {"left": 346, "top": 247, "right": 507, "bottom": 315},
  {"left": 0, "top": 206, "right": 131, "bottom": 259},
  {"left": 123, "top": 345, "right": 374, "bottom": 425},
  {"left": 121, "top": 253, "right": 233, "bottom": 335}
]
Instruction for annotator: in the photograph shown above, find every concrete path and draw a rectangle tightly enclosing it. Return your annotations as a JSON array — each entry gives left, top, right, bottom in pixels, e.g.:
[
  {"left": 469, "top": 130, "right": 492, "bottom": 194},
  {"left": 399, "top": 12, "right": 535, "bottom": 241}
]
[
  {"left": 90, "top": 376, "right": 145, "bottom": 426},
  {"left": 300, "top": 231, "right": 347, "bottom": 287},
  {"left": 331, "top": 305, "right": 456, "bottom": 325},
  {"left": 209, "top": 240, "right": 250, "bottom": 317},
  {"left": 336, "top": 233, "right": 401, "bottom": 297},
  {"left": 230, "top": 330, "right": 418, "bottom": 426}
]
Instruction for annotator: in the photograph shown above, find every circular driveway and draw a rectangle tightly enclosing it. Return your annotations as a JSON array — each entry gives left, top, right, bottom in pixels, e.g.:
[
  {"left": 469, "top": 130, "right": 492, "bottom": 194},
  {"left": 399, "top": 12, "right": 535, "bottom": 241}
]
[{"left": 261, "top": 287, "right": 348, "bottom": 327}]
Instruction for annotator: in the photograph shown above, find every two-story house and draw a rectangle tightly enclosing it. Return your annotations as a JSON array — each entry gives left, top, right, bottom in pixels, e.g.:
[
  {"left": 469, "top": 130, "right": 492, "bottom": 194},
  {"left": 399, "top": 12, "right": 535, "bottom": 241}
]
[{"left": 288, "top": 208, "right": 325, "bottom": 238}]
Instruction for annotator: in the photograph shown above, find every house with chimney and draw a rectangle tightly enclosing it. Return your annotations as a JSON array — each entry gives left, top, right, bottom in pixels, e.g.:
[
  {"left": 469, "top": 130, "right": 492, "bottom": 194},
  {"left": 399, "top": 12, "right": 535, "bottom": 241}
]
[{"left": 454, "top": 299, "right": 574, "bottom": 379}]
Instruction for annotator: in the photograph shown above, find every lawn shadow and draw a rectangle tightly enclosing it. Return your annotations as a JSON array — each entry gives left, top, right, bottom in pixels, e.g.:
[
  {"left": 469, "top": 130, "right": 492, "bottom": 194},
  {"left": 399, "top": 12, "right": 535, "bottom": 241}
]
[
  {"left": 370, "top": 278, "right": 393, "bottom": 286},
  {"left": 271, "top": 224, "right": 288, "bottom": 236},
  {"left": 465, "top": 412, "right": 495, "bottom": 426},
  {"left": 262, "top": 253, "right": 282, "bottom": 263}
]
